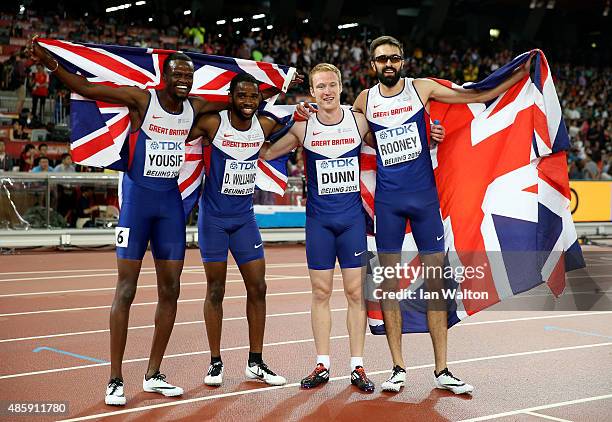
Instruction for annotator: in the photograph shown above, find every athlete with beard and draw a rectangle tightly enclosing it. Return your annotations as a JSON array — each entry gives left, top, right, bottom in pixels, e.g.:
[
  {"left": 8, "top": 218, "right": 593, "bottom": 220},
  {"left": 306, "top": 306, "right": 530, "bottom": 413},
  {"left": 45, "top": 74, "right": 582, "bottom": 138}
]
[
  {"left": 28, "top": 38, "right": 234, "bottom": 405},
  {"left": 187, "top": 73, "right": 289, "bottom": 387},
  {"left": 349, "top": 36, "right": 531, "bottom": 394}
]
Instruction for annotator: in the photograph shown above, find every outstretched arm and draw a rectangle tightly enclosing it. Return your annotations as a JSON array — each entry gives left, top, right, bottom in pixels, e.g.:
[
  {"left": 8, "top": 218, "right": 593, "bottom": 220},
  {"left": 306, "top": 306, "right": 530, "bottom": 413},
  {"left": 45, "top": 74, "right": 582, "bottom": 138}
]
[
  {"left": 414, "top": 55, "right": 532, "bottom": 106},
  {"left": 260, "top": 122, "right": 305, "bottom": 161},
  {"left": 28, "top": 36, "right": 147, "bottom": 108}
]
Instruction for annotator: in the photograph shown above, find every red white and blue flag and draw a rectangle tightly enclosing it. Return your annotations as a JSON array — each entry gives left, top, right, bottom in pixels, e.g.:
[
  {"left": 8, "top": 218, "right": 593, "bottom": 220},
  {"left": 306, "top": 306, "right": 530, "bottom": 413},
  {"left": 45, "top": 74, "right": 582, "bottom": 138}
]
[
  {"left": 37, "top": 38, "right": 295, "bottom": 212},
  {"left": 361, "top": 50, "right": 585, "bottom": 334}
]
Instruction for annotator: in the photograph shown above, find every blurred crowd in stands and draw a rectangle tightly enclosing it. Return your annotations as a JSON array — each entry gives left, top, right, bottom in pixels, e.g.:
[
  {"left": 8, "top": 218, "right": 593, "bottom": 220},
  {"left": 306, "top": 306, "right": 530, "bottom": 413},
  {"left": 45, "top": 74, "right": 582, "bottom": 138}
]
[{"left": 0, "top": 11, "right": 610, "bottom": 181}]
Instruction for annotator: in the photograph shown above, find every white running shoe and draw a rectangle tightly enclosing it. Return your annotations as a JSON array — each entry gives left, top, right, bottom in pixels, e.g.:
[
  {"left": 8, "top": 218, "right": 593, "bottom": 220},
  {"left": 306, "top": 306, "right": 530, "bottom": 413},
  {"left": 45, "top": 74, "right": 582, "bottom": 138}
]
[
  {"left": 204, "top": 361, "right": 224, "bottom": 386},
  {"left": 245, "top": 362, "right": 287, "bottom": 386},
  {"left": 381, "top": 365, "right": 406, "bottom": 392},
  {"left": 434, "top": 368, "right": 474, "bottom": 394},
  {"left": 142, "top": 371, "right": 184, "bottom": 397},
  {"left": 105, "top": 378, "right": 126, "bottom": 406}
]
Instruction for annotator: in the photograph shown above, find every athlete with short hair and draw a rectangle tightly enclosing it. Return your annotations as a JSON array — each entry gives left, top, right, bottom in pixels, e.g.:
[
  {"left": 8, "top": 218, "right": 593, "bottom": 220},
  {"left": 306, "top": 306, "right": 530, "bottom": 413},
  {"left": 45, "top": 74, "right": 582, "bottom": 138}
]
[
  {"left": 188, "top": 72, "right": 289, "bottom": 387},
  {"left": 262, "top": 63, "right": 445, "bottom": 392},
  {"left": 29, "top": 38, "right": 231, "bottom": 406},
  {"left": 350, "top": 35, "right": 531, "bottom": 394}
]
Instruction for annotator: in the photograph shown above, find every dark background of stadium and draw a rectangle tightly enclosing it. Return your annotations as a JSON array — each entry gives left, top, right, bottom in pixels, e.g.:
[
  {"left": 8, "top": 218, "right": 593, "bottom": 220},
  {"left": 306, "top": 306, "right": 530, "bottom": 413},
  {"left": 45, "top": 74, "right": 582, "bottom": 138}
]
[{"left": 2, "top": 0, "right": 610, "bottom": 66}]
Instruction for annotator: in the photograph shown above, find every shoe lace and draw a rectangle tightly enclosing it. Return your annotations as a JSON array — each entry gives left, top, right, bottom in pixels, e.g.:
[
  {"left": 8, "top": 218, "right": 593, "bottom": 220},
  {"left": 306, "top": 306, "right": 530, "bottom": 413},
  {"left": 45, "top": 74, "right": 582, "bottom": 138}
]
[
  {"left": 390, "top": 366, "right": 405, "bottom": 379},
  {"left": 258, "top": 362, "right": 278, "bottom": 376},
  {"left": 308, "top": 364, "right": 326, "bottom": 379},
  {"left": 208, "top": 362, "right": 223, "bottom": 376},
  {"left": 438, "top": 368, "right": 461, "bottom": 383},
  {"left": 150, "top": 371, "right": 167, "bottom": 382},
  {"left": 354, "top": 366, "right": 369, "bottom": 381},
  {"left": 108, "top": 378, "right": 123, "bottom": 394}
]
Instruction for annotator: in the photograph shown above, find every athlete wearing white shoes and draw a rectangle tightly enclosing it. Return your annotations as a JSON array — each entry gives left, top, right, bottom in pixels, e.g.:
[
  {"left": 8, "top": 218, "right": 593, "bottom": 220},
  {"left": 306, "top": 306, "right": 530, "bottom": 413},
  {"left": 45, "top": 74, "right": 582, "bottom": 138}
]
[
  {"left": 351, "top": 36, "right": 529, "bottom": 394},
  {"left": 188, "top": 73, "right": 291, "bottom": 388}
]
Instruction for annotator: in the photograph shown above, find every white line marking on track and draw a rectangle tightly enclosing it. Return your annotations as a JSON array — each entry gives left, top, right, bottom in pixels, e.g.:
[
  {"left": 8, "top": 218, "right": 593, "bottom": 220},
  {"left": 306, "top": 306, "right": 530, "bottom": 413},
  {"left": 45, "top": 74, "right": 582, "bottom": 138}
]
[
  {"left": 55, "top": 345, "right": 612, "bottom": 421},
  {"left": 0, "top": 308, "right": 348, "bottom": 343},
  {"left": 523, "top": 411, "right": 573, "bottom": 422},
  {"left": 457, "top": 394, "right": 612, "bottom": 422},
  {"left": 0, "top": 262, "right": 308, "bottom": 277},
  {"left": 1, "top": 310, "right": 610, "bottom": 344},
  {"left": 0, "top": 275, "right": 316, "bottom": 298},
  {"left": 0, "top": 289, "right": 344, "bottom": 318}
]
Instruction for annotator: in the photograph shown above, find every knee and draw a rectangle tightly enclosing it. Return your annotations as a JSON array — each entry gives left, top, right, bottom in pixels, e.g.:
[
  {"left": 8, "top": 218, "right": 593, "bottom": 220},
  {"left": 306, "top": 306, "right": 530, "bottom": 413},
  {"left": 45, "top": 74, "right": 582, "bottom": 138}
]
[
  {"left": 206, "top": 283, "right": 226, "bottom": 306},
  {"left": 158, "top": 282, "right": 180, "bottom": 304},
  {"left": 312, "top": 285, "right": 332, "bottom": 303},
  {"left": 246, "top": 279, "right": 267, "bottom": 301},
  {"left": 114, "top": 282, "right": 137, "bottom": 307},
  {"left": 344, "top": 285, "right": 362, "bottom": 305}
]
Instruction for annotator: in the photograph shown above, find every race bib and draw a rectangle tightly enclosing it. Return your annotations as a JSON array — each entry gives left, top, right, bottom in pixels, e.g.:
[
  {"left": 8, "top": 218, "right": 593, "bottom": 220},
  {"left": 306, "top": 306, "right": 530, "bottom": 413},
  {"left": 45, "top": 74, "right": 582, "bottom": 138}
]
[
  {"left": 221, "top": 159, "right": 257, "bottom": 195},
  {"left": 375, "top": 122, "right": 422, "bottom": 167},
  {"left": 315, "top": 157, "right": 359, "bottom": 195},
  {"left": 144, "top": 139, "right": 184, "bottom": 178}
]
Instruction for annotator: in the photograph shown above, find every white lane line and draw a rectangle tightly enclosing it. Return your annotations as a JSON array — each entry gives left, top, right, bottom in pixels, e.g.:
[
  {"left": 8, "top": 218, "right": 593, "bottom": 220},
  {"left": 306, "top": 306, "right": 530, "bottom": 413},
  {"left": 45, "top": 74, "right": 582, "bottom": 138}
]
[
  {"left": 0, "top": 308, "right": 347, "bottom": 343},
  {"left": 0, "top": 275, "right": 317, "bottom": 298},
  {"left": 1, "top": 310, "right": 610, "bottom": 344},
  {"left": 458, "top": 311, "right": 612, "bottom": 327},
  {"left": 0, "top": 262, "right": 308, "bottom": 277},
  {"left": 2, "top": 286, "right": 609, "bottom": 315},
  {"left": 55, "top": 344, "right": 612, "bottom": 421},
  {"left": 523, "top": 411, "right": 573, "bottom": 422},
  {"left": 457, "top": 394, "right": 612, "bottom": 422},
  {"left": 4, "top": 273, "right": 604, "bottom": 295},
  {"left": 0, "top": 289, "right": 343, "bottom": 318}
]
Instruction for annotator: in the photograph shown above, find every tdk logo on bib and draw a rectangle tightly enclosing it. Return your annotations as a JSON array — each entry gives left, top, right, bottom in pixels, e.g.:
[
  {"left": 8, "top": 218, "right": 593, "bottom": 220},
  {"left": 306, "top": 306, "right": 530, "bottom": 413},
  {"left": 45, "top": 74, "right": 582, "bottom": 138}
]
[
  {"left": 153, "top": 141, "right": 184, "bottom": 151},
  {"left": 229, "top": 161, "right": 257, "bottom": 171},
  {"left": 378, "top": 124, "right": 416, "bottom": 139},
  {"left": 320, "top": 158, "right": 356, "bottom": 169}
]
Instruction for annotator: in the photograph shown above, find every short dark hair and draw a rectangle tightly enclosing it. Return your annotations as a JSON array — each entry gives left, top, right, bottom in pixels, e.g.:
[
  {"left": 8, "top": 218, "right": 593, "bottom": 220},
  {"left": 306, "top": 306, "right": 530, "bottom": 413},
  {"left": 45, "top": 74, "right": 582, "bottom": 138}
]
[
  {"left": 39, "top": 143, "right": 48, "bottom": 149},
  {"left": 369, "top": 35, "right": 404, "bottom": 58},
  {"left": 229, "top": 73, "right": 260, "bottom": 95},
  {"left": 163, "top": 52, "right": 193, "bottom": 75},
  {"left": 61, "top": 153, "right": 71, "bottom": 160}
]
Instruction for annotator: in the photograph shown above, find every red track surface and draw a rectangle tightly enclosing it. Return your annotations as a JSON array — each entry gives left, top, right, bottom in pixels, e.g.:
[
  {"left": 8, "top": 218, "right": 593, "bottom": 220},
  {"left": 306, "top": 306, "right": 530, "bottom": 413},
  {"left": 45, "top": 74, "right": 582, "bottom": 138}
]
[{"left": 0, "top": 245, "right": 611, "bottom": 421}]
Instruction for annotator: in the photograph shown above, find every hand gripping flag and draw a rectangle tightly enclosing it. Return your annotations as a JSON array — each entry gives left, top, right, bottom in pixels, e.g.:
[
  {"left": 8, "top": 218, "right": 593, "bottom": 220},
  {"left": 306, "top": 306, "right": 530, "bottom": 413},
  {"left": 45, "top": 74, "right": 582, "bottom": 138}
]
[
  {"left": 361, "top": 50, "right": 585, "bottom": 334},
  {"left": 37, "top": 39, "right": 295, "bottom": 212}
]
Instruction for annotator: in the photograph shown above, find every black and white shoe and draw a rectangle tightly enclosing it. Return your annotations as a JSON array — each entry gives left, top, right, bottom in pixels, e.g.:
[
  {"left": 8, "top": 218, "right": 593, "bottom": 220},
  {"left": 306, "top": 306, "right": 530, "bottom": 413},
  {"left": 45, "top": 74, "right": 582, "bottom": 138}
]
[
  {"left": 204, "top": 361, "right": 224, "bottom": 386},
  {"left": 105, "top": 378, "right": 126, "bottom": 406},
  {"left": 381, "top": 365, "right": 406, "bottom": 392},
  {"left": 434, "top": 368, "right": 474, "bottom": 394},
  {"left": 300, "top": 364, "right": 330, "bottom": 389},
  {"left": 142, "top": 371, "right": 184, "bottom": 397},
  {"left": 245, "top": 362, "right": 286, "bottom": 386},
  {"left": 350, "top": 366, "right": 375, "bottom": 392}
]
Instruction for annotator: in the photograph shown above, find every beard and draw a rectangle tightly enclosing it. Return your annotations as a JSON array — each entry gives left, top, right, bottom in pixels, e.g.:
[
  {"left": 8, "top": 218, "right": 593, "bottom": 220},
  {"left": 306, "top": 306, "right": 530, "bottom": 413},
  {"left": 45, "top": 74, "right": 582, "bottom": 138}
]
[{"left": 377, "top": 67, "right": 401, "bottom": 87}]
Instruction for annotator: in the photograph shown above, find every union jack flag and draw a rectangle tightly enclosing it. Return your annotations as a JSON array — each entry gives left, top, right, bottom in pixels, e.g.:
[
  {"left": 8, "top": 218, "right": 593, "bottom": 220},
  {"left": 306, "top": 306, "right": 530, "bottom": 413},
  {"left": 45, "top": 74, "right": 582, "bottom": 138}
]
[
  {"left": 37, "top": 38, "right": 295, "bottom": 211},
  {"left": 362, "top": 50, "right": 585, "bottom": 334}
]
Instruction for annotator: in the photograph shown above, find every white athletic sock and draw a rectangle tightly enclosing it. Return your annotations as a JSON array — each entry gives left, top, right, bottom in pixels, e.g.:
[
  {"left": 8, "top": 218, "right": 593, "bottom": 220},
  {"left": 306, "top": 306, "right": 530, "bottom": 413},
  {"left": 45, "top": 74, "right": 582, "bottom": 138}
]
[
  {"left": 350, "top": 356, "right": 364, "bottom": 370},
  {"left": 316, "top": 355, "right": 330, "bottom": 369}
]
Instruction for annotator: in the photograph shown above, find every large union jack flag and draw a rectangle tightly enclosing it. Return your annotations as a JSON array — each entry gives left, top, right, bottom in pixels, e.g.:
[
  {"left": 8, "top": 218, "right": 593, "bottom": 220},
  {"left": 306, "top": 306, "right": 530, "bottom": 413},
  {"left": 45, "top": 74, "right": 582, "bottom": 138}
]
[
  {"left": 362, "top": 50, "right": 585, "bottom": 334},
  {"left": 37, "top": 38, "right": 295, "bottom": 211}
]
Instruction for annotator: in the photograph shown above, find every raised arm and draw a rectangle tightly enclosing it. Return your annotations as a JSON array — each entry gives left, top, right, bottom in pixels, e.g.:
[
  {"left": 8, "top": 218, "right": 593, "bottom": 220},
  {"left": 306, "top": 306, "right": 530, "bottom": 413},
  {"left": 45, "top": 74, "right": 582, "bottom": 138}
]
[
  {"left": 260, "top": 121, "right": 305, "bottom": 161},
  {"left": 29, "top": 37, "right": 147, "bottom": 108},
  {"left": 414, "top": 55, "right": 532, "bottom": 106}
]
